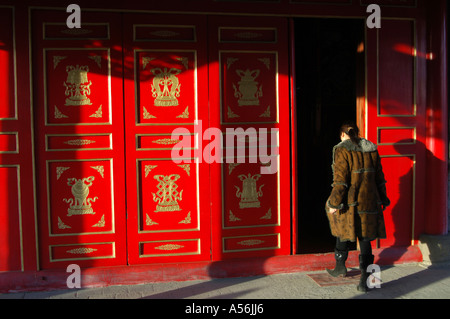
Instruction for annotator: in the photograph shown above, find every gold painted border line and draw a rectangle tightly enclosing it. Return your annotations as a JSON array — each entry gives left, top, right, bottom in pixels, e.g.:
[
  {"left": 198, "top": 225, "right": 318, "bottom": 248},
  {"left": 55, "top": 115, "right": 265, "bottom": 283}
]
[
  {"left": 49, "top": 242, "right": 116, "bottom": 262},
  {"left": 222, "top": 233, "right": 280, "bottom": 253},
  {"left": 45, "top": 133, "right": 113, "bottom": 151},
  {"left": 133, "top": 24, "right": 197, "bottom": 42},
  {"left": 0, "top": 132, "right": 19, "bottom": 154},
  {"left": 380, "top": 154, "right": 416, "bottom": 246},
  {"left": 0, "top": 165, "right": 24, "bottom": 271},
  {"left": 218, "top": 26, "right": 278, "bottom": 43},
  {"left": 136, "top": 133, "right": 197, "bottom": 151},
  {"left": 376, "top": 126, "right": 417, "bottom": 146},
  {"left": 42, "top": 22, "right": 111, "bottom": 40},
  {"left": 138, "top": 238, "right": 200, "bottom": 258}
]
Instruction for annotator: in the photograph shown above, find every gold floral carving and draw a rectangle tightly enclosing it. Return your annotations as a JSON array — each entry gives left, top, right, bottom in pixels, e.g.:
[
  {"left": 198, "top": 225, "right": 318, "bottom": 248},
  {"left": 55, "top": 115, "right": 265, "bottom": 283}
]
[
  {"left": 178, "top": 211, "right": 191, "bottom": 224},
  {"left": 227, "top": 106, "right": 240, "bottom": 119},
  {"left": 58, "top": 217, "right": 71, "bottom": 229},
  {"left": 54, "top": 106, "right": 68, "bottom": 119},
  {"left": 177, "top": 164, "right": 190, "bottom": 176},
  {"left": 67, "top": 247, "right": 98, "bottom": 254},
  {"left": 53, "top": 56, "right": 67, "bottom": 69},
  {"left": 152, "top": 138, "right": 180, "bottom": 145},
  {"left": 143, "top": 106, "right": 156, "bottom": 119},
  {"left": 237, "top": 239, "right": 264, "bottom": 246},
  {"left": 176, "top": 57, "right": 189, "bottom": 70},
  {"left": 227, "top": 57, "right": 238, "bottom": 69},
  {"left": 145, "top": 165, "right": 158, "bottom": 178},
  {"left": 146, "top": 214, "right": 159, "bottom": 226},
  {"left": 176, "top": 106, "right": 189, "bottom": 119},
  {"left": 92, "top": 215, "right": 105, "bottom": 227},
  {"left": 89, "top": 105, "right": 103, "bottom": 118},
  {"left": 229, "top": 210, "right": 241, "bottom": 222},
  {"left": 56, "top": 167, "right": 70, "bottom": 180},
  {"left": 258, "top": 58, "right": 271, "bottom": 70},
  {"left": 64, "top": 139, "right": 96, "bottom": 146},
  {"left": 90, "top": 165, "right": 105, "bottom": 178},
  {"left": 155, "top": 244, "right": 184, "bottom": 251},
  {"left": 260, "top": 207, "right": 272, "bottom": 220},
  {"left": 88, "top": 55, "right": 102, "bottom": 68},
  {"left": 259, "top": 105, "right": 271, "bottom": 118},
  {"left": 142, "top": 57, "right": 155, "bottom": 70},
  {"left": 228, "top": 163, "right": 241, "bottom": 175}
]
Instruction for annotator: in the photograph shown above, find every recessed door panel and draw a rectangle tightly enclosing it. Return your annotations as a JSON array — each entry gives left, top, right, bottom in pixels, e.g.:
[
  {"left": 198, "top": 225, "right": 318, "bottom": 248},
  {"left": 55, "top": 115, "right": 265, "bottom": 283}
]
[
  {"left": 124, "top": 14, "right": 211, "bottom": 265},
  {"left": 33, "top": 10, "right": 127, "bottom": 269},
  {"left": 209, "top": 16, "right": 291, "bottom": 260}
]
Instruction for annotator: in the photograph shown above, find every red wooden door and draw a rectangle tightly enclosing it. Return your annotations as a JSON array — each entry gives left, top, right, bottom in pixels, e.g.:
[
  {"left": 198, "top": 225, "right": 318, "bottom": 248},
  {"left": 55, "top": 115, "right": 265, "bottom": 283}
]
[
  {"left": 33, "top": 11, "right": 127, "bottom": 269},
  {"left": 123, "top": 14, "right": 212, "bottom": 264},
  {"left": 366, "top": 18, "right": 426, "bottom": 248},
  {"left": 209, "top": 16, "right": 291, "bottom": 260}
]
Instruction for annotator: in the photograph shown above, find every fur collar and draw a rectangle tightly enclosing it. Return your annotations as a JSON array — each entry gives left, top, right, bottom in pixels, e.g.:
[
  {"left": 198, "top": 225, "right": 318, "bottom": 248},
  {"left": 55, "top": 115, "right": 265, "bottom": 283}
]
[{"left": 334, "top": 138, "right": 378, "bottom": 153}]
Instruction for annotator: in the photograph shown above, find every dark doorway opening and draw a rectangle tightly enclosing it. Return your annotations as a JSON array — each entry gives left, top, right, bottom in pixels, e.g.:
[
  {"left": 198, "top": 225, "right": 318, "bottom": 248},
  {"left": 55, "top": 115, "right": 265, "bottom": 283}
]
[{"left": 294, "top": 18, "right": 365, "bottom": 254}]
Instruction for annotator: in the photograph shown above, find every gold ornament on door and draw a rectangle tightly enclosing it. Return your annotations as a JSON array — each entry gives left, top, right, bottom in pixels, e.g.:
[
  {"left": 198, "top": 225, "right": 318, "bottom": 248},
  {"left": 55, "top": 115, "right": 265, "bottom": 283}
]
[
  {"left": 151, "top": 67, "right": 182, "bottom": 107},
  {"left": 233, "top": 69, "right": 263, "bottom": 106},
  {"left": 64, "top": 65, "right": 93, "bottom": 106},
  {"left": 152, "top": 174, "right": 183, "bottom": 212},
  {"left": 63, "top": 176, "right": 98, "bottom": 216},
  {"left": 235, "top": 173, "right": 264, "bottom": 209}
]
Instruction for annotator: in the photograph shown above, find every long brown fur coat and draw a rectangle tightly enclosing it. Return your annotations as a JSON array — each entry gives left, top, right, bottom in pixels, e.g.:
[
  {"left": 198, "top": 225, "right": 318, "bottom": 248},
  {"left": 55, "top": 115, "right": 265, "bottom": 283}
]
[{"left": 326, "top": 138, "right": 390, "bottom": 242}]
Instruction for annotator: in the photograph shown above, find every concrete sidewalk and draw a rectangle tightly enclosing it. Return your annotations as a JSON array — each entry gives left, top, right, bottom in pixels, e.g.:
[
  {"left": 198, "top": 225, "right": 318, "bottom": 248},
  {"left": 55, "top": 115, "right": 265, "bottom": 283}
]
[{"left": 1, "top": 262, "right": 449, "bottom": 299}]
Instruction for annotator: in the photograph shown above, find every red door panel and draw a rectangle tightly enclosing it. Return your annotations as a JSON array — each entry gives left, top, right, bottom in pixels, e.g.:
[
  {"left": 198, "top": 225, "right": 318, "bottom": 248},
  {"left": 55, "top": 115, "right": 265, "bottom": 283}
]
[
  {"left": 366, "top": 19, "right": 426, "bottom": 248},
  {"left": 32, "top": 10, "right": 127, "bottom": 269},
  {"left": 123, "top": 14, "right": 212, "bottom": 264},
  {"left": 209, "top": 16, "right": 291, "bottom": 260}
]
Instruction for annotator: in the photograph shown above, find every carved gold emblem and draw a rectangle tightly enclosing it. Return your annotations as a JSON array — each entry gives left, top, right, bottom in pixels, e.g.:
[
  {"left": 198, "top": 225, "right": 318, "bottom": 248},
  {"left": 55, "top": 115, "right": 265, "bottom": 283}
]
[
  {"left": 63, "top": 176, "right": 98, "bottom": 216},
  {"left": 152, "top": 174, "right": 183, "bottom": 212},
  {"left": 235, "top": 173, "right": 264, "bottom": 209},
  {"left": 64, "top": 65, "right": 93, "bottom": 106},
  {"left": 233, "top": 69, "right": 263, "bottom": 106},
  {"left": 151, "top": 67, "right": 181, "bottom": 107}
]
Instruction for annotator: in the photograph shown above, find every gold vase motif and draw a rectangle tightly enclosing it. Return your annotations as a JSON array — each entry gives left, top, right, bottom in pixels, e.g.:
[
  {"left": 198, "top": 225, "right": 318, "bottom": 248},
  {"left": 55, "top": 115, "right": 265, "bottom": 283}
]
[
  {"left": 63, "top": 65, "right": 93, "bottom": 106},
  {"left": 235, "top": 173, "right": 264, "bottom": 209},
  {"left": 234, "top": 69, "right": 263, "bottom": 106},
  {"left": 63, "top": 176, "right": 98, "bottom": 216}
]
